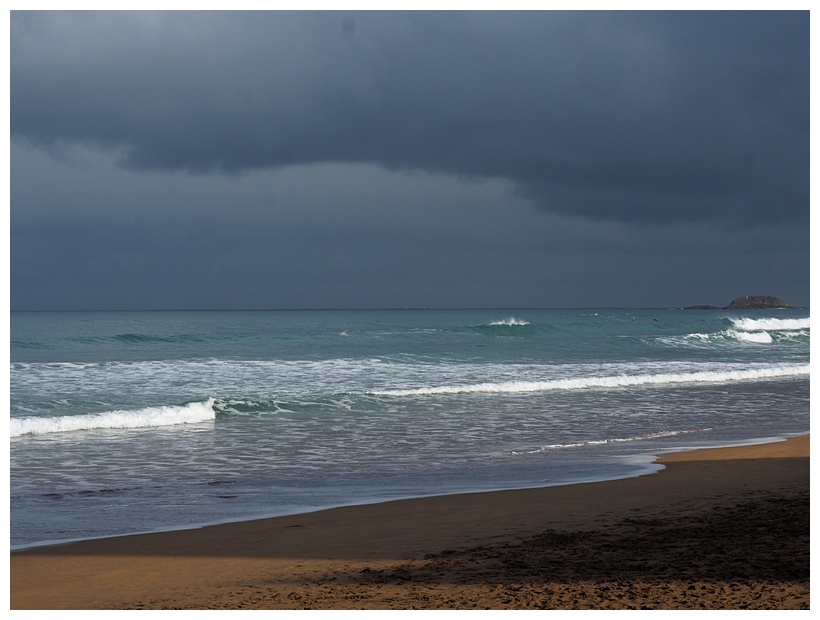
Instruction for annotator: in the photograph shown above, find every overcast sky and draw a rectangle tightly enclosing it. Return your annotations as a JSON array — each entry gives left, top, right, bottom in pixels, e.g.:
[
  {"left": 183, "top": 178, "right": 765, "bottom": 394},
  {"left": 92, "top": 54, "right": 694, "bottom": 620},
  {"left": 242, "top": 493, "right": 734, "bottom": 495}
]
[{"left": 9, "top": 10, "right": 810, "bottom": 310}]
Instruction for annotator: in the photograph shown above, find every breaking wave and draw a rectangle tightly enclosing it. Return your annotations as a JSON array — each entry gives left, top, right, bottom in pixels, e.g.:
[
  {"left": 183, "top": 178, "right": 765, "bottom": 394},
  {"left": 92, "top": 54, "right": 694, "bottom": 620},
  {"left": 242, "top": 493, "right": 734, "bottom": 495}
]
[
  {"left": 728, "top": 330, "right": 773, "bottom": 344},
  {"left": 488, "top": 317, "right": 531, "bottom": 326},
  {"left": 729, "top": 317, "right": 810, "bottom": 332},
  {"left": 368, "top": 364, "right": 809, "bottom": 397},
  {"left": 468, "top": 316, "right": 540, "bottom": 337},
  {"left": 10, "top": 398, "right": 216, "bottom": 437},
  {"left": 656, "top": 315, "right": 809, "bottom": 348}
]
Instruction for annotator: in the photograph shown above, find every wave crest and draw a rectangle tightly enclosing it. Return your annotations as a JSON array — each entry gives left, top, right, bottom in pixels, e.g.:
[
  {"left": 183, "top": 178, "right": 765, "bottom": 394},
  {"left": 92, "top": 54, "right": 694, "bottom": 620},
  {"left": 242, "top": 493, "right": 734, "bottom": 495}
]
[
  {"left": 10, "top": 398, "right": 216, "bottom": 437},
  {"left": 368, "top": 364, "right": 809, "bottom": 397},
  {"left": 488, "top": 317, "right": 531, "bottom": 326},
  {"left": 727, "top": 329, "right": 773, "bottom": 344},
  {"left": 729, "top": 317, "right": 810, "bottom": 332}
]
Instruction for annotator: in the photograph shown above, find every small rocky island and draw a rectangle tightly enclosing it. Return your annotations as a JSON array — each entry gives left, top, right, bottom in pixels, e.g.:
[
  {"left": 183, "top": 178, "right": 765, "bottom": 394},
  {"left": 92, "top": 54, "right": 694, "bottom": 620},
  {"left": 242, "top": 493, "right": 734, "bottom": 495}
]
[{"left": 685, "top": 296, "right": 795, "bottom": 310}]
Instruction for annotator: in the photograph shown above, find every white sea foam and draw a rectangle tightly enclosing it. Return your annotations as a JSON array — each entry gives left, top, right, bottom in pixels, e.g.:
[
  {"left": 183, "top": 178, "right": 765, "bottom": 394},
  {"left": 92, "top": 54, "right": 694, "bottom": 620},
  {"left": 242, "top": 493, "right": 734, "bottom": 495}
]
[
  {"left": 657, "top": 324, "right": 808, "bottom": 347},
  {"left": 511, "top": 429, "right": 710, "bottom": 455},
  {"left": 728, "top": 329, "right": 773, "bottom": 344},
  {"left": 10, "top": 398, "right": 216, "bottom": 437},
  {"left": 369, "top": 364, "right": 809, "bottom": 397},
  {"left": 730, "top": 317, "right": 810, "bottom": 332},
  {"left": 488, "top": 317, "right": 530, "bottom": 326}
]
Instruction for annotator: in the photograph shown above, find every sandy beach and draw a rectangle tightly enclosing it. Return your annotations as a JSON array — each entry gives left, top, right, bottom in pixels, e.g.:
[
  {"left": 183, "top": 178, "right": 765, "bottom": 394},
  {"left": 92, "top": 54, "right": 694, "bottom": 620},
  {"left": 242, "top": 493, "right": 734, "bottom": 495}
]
[{"left": 10, "top": 434, "right": 809, "bottom": 610}]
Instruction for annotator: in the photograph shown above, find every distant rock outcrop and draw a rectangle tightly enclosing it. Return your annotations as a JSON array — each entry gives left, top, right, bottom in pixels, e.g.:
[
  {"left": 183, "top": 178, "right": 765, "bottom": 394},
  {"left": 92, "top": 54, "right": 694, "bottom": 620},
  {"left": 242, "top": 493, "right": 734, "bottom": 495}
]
[
  {"left": 685, "top": 296, "right": 795, "bottom": 310},
  {"left": 726, "top": 296, "right": 795, "bottom": 310}
]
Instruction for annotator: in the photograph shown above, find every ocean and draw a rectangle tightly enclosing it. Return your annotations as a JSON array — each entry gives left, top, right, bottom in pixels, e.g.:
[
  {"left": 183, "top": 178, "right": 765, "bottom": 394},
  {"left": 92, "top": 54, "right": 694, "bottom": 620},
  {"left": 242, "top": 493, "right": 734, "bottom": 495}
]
[{"left": 9, "top": 308, "right": 810, "bottom": 549}]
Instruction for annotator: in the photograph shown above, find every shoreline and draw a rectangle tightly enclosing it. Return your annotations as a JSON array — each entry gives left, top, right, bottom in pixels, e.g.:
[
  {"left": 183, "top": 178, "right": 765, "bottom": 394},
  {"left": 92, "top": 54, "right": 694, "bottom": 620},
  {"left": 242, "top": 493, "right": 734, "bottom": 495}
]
[
  {"left": 10, "top": 434, "right": 810, "bottom": 610},
  {"left": 10, "top": 432, "right": 805, "bottom": 553}
]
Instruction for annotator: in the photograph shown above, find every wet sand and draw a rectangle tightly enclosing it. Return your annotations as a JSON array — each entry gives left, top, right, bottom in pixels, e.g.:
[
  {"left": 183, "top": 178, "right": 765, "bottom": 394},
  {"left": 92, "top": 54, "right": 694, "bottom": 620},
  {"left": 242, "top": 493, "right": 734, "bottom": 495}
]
[{"left": 10, "top": 434, "right": 809, "bottom": 610}]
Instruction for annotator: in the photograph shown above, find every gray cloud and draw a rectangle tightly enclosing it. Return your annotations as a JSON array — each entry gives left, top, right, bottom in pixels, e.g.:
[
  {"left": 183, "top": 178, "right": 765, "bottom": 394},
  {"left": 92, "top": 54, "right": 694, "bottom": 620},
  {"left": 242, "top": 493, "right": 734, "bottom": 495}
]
[
  {"left": 11, "top": 140, "right": 809, "bottom": 310},
  {"left": 9, "top": 11, "right": 810, "bottom": 310},
  {"left": 11, "top": 11, "right": 809, "bottom": 227}
]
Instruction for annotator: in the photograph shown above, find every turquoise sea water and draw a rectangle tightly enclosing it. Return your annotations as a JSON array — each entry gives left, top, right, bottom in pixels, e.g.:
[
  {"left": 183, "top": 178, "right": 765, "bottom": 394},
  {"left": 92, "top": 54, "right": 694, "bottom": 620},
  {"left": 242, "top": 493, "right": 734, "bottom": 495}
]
[{"left": 10, "top": 308, "right": 810, "bottom": 548}]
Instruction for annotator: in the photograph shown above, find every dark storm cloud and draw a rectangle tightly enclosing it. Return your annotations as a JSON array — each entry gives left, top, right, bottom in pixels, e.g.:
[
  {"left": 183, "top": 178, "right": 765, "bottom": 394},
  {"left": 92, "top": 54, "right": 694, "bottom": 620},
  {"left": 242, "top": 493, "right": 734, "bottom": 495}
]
[
  {"left": 10, "top": 139, "right": 810, "bottom": 311},
  {"left": 10, "top": 10, "right": 809, "bottom": 227}
]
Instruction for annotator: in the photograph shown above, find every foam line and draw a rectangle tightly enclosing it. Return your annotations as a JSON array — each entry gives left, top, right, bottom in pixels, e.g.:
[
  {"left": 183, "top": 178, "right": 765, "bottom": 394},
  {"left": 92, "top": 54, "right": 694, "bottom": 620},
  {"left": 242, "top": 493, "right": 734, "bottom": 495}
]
[{"left": 369, "top": 364, "right": 809, "bottom": 397}]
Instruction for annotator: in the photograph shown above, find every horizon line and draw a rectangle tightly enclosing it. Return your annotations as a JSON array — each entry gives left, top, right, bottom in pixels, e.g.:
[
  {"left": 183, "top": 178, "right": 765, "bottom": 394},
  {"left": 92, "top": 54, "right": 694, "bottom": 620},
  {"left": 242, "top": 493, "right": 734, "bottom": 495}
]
[{"left": 9, "top": 305, "right": 810, "bottom": 313}]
